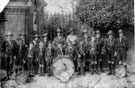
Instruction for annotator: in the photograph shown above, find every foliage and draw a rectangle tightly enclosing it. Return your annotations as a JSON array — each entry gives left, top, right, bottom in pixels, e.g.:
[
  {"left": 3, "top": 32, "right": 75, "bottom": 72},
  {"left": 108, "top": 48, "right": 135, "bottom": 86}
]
[{"left": 75, "top": 0, "right": 134, "bottom": 30}]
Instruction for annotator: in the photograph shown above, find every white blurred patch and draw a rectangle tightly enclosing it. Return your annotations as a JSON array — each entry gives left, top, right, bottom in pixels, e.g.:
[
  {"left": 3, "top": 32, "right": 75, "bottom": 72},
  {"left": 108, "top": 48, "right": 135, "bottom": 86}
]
[
  {"left": 44, "top": 0, "right": 77, "bottom": 15},
  {"left": 0, "top": 0, "right": 9, "bottom": 13}
]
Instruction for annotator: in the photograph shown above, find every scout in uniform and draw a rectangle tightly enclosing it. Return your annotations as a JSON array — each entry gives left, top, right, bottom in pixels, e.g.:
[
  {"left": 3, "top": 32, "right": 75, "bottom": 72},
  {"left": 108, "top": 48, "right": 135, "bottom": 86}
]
[
  {"left": 66, "top": 28, "right": 78, "bottom": 46},
  {"left": 65, "top": 41, "right": 75, "bottom": 58},
  {"left": 42, "top": 33, "right": 48, "bottom": 49},
  {"left": 66, "top": 28, "right": 78, "bottom": 72},
  {"left": 53, "top": 28, "right": 66, "bottom": 48},
  {"left": 82, "top": 30, "right": 90, "bottom": 72},
  {"left": 38, "top": 42, "right": 46, "bottom": 76},
  {"left": 77, "top": 39, "right": 85, "bottom": 75},
  {"left": 42, "top": 33, "right": 48, "bottom": 74},
  {"left": 27, "top": 43, "right": 35, "bottom": 74},
  {"left": 56, "top": 42, "right": 65, "bottom": 56},
  {"left": 45, "top": 41, "right": 55, "bottom": 76},
  {"left": 116, "top": 29, "right": 129, "bottom": 67},
  {"left": 77, "top": 30, "right": 90, "bottom": 75},
  {"left": 33, "top": 34, "right": 40, "bottom": 75},
  {"left": 18, "top": 33, "right": 29, "bottom": 71},
  {"left": 105, "top": 30, "right": 117, "bottom": 75},
  {"left": 89, "top": 33, "right": 98, "bottom": 75},
  {"left": 29, "top": 34, "right": 40, "bottom": 75},
  {"left": 1, "top": 32, "right": 17, "bottom": 78},
  {"left": 95, "top": 30, "right": 105, "bottom": 73}
]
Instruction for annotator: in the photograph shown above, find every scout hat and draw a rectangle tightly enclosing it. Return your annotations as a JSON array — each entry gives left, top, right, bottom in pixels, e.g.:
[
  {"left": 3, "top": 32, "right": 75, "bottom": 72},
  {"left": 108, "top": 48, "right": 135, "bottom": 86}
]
[
  {"left": 20, "top": 33, "right": 26, "bottom": 36},
  {"left": 57, "top": 28, "right": 61, "bottom": 33},
  {"left": 83, "top": 30, "right": 88, "bottom": 33},
  {"left": 118, "top": 29, "right": 123, "bottom": 34},
  {"left": 5, "top": 31, "right": 13, "bottom": 36},
  {"left": 107, "top": 30, "right": 113, "bottom": 35},
  {"left": 34, "top": 34, "right": 40, "bottom": 38},
  {"left": 42, "top": 33, "right": 48, "bottom": 37},
  {"left": 95, "top": 30, "right": 100, "bottom": 34}
]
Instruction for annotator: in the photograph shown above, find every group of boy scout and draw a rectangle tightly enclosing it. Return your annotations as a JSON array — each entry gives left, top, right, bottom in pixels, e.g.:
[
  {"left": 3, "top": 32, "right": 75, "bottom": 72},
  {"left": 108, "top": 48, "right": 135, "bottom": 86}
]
[{"left": 1, "top": 28, "right": 129, "bottom": 79}]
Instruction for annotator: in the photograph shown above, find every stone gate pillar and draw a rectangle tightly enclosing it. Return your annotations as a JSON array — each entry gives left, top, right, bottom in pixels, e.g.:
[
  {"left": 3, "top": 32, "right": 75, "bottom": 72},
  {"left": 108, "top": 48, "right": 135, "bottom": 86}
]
[{"left": 4, "top": 0, "right": 28, "bottom": 39}]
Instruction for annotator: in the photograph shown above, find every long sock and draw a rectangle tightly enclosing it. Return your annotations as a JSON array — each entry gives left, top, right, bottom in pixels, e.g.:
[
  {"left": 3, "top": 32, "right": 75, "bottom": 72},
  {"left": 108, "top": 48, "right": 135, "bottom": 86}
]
[
  {"left": 92, "top": 64, "right": 94, "bottom": 72},
  {"left": 112, "top": 64, "right": 115, "bottom": 73},
  {"left": 100, "top": 62, "right": 103, "bottom": 71},
  {"left": 109, "top": 63, "right": 112, "bottom": 72}
]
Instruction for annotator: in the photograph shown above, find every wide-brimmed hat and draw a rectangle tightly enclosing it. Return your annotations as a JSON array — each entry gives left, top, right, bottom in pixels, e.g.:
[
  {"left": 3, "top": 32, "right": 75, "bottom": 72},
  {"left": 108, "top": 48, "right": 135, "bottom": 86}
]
[
  {"left": 42, "top": 33, "right": 48, "bottom": 37},
  {"left": 118, "top": 29, "right": 123, "bottom": 33},
  {"left": 5, "top": 32, "right": 13, "bottom": 36},
  {"left": 20, "top": 33, "right": 26, "bottom": 36},
  {"left": 57, "top": 28, "right": 62, "bottom": 33},
  {"left": 95, "top": 30, "right": 100, "bottom": 34},
  {"left": 83, "top": 30, "right": 88, "bottom": 33},
  {"left": 34, "top": 34, "right": 40, "bottom": 38},
  {"left": 107, "top": 30, "right": 113, "bottom": 35}
]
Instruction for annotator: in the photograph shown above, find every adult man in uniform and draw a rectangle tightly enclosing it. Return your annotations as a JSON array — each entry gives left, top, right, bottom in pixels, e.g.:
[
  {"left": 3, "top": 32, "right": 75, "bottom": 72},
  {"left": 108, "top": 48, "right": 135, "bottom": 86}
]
[
  {"left": 1, "top": 32, "right": 17, "bottom": 79},
  {"left": 66, "top": 28, "right": 78, "bottom": 72},
  {"left": 66, "top": 28, "right": 78, "bottom": 46},
  {"left": 18, "top": 33, "right": 29, "bottom": 71},
  {"left": 95, "top": 30, "right": 105, "bottom": 73},
  {"left": 105, "top": 30, "right": 117, "bottom": 75},
  {"left": 53, "top": 28, "right": 66, "bottom": 48},
  {"left": 116, "top": 29, "right": 128, "bottom": 67}
]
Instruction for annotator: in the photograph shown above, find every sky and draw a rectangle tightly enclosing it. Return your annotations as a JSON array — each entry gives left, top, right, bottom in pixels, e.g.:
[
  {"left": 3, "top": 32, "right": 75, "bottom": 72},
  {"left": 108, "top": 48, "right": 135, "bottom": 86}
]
[{"left": 44, "top": 0, "right": 77, "bottom": 15}]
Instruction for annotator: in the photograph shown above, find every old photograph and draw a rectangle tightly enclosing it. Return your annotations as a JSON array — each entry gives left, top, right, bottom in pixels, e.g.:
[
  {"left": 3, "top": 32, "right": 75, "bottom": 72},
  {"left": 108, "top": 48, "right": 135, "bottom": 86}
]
[{"left": 0, "top": 0, "right": 134, "bottom": 88}]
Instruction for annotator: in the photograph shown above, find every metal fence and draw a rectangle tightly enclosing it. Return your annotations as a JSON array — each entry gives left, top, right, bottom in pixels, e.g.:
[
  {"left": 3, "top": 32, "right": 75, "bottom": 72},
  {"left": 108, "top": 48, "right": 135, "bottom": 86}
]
[{"left": 26, "top": 11, "right": 93, "bottom": 41}]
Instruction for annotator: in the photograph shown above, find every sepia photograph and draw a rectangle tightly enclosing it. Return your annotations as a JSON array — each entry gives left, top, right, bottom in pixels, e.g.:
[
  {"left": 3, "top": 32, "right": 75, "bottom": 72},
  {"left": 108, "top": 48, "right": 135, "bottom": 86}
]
[{"left": 0, "top": 0, "right": 134, "bottom": 88}]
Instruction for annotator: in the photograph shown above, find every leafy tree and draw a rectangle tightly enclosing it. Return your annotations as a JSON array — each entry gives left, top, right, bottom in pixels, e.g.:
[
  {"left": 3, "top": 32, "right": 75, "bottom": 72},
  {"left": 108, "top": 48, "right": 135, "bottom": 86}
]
[{"left": 75, "top": 0, "right": 134, "bottom": 31}]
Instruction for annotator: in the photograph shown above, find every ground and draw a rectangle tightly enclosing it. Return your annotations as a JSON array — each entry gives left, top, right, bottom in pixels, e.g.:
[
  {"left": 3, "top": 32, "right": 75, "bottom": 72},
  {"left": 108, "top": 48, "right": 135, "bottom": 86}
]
[{"left": 1, "top": 70, "right": 135, "bottom": 88}]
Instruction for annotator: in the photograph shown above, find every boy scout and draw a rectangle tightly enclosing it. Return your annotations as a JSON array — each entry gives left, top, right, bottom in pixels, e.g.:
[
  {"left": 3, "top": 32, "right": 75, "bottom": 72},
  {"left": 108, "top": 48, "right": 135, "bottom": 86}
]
[
  {"left": 105, "top": 30, "right": 117, "bottom": 75},
  {"left": 27, "top": 43, "right": 35, "bottom": 74},
  {"left": 18, "top": 33, "right": 29, "bottom": 71},
  {"left": 116, "top": 29, "right": 128, "bottom": 67},
  {"left": 95, "top": 30, "right": 105, "bottom": 73},
  {"left": 38, "top": 42, "right": 46, "bottom": 76},
  {"left": 89, "top": 33, "right": 98, "bottom": 75},
  {"left": 56, "top": 42, "right": 65, "bottom": 56},
  {"left": 45, "top": 41, "right": 55, "bottom": 76},
  {"left": 30, "top": 34, "right": 40, "bottom": 75},
  {"left": 42, "top": 33, "right": 48, "bottom": 74}
]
